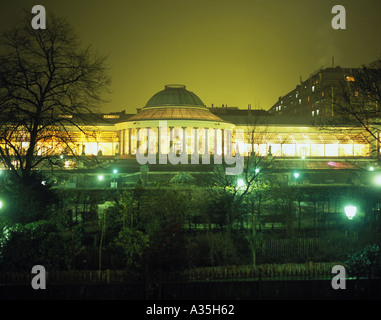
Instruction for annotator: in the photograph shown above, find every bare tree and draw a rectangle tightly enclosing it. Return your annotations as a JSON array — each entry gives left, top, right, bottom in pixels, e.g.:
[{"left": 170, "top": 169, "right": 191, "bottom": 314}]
[
  {"left": 315, "top": 58, "right": 381, "bottom": 158},
  {"left": 0, "top": 13, "right": 111, "bottom": 182}
]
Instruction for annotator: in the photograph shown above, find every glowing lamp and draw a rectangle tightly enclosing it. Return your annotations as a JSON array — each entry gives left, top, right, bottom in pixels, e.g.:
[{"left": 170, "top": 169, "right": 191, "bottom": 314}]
[
  {"left": 374, "top": 175, "right": 381, "bottom": 186},
  {"left": 345, "top": 205, "right": 357, "bottom": 220},
  {"left": 237, "top": 179, "right": 245, "bottom": 188}
]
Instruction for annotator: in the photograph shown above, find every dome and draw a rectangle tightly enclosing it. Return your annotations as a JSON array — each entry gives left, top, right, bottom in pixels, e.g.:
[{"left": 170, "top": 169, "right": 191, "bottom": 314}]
[
  {"left": 127, "top": 84, "right": 230, "bottom": 123},
  {"left": 144, "top": 85, "right": 205, "bottom": 108}
]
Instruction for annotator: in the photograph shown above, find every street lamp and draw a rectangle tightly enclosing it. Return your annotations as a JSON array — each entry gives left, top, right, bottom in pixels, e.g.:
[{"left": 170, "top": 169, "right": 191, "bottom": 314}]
[
  {"left": 98, "top": 175, "right": 104, "bottom": 181},
  {"left": 293, "top": 172, "right": 300, "bottom": 179},
  {"left": 374, "top": 175, "right": 381, "bottom": 186},
  {"left": 237, "top": 178, "right": 245, "bottom": 188},
  {"left": 345, "top": 205, "right": 357, "bottom": 220}
]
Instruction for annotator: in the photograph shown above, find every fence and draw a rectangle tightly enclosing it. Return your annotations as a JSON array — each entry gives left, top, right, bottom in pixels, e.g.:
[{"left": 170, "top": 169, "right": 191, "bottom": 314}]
[
  {"left": 0, "top": 269, "right": 141, "bottom": 286},
  {"left": 259, "top": 238, "right": 326, "bottom": 257},
  {"left": 0, "top": 261, "right": 339, "bottom": 286},
  {"left": 186, "top": 262, "right": 338, "bottom": 280}
]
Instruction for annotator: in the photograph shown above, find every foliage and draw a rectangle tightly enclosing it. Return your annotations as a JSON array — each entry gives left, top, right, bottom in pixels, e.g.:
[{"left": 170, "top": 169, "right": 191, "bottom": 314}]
[
  {"left": 170, "top": 172, "right": 196, "bottom": 184},
  {"left": 113, "top": 187, "right": 189, "bottom": 273},
  {"left": 0, "top": 220, "right": 70, "bottom": 272},
  {"left": 345, "top": 244, "right": 381, "bottom": 279},
  {"left": 186, "top": 232, "right": 241, "bottom": 267},
  {"left": 0, "top": 172, "right": 59, "bottom": 224},
  {"left": 268, "top": 185, "right": 297, "bottom": 238}
]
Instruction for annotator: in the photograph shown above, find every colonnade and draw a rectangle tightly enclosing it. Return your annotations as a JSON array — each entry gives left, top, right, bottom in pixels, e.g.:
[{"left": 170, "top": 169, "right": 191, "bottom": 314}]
[{"left": 118, "top": 126, "right": 233, "bottom": 156}]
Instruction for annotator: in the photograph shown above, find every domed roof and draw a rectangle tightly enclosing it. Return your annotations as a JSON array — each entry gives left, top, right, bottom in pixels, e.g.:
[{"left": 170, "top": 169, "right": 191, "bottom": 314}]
[
  {"left": 127, "top": 84, "right": 231, "bottom": 123},
  {"left": 145, "top": 85, "right": 205, "bottom": 108}
]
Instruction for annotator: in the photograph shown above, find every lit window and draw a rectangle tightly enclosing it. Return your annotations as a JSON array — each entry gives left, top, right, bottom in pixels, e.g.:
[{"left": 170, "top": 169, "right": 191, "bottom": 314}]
[
  {"left": 312, "top": 86, "right": 315, "bottom": 92},
  {"left": 299, "top": 99, "right": 302, "bottom": 105},
  {"left": 103, "top": 115, "right": 120, "bottom": 119},
  {"left": 59, "top": 114, "right": 73, "bottom": 119},
  {"left": 346, "top": 76, "right": 355, "bottom": 82},
  {"left": 322, "top": 91, "right": 325, "bottom": 97},
  {"left": 316, "top": 109, "right": 319, "bottom": 115},
  {"left": 325, "top": 144, "right": 339, "bottom": 157},
  {"left": 312, "top": 111, "right": 315, "bottom": 116}
]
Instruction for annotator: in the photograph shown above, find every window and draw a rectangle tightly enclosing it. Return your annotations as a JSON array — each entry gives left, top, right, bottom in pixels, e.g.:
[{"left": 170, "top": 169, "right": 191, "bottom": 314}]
[
  {"left": 312, "top": 111, "right": 315, "bottom": 116},
  {"left": 316, "top": 109, "right": 319, "bottom": 116},
  {"left": 346, "top": 76, "right": 355, "bottom": 82},
  {"left": 312, "top": 86, "right": 315, "bottom": 92},
  {"left": 103, "top": 115, "right": 120, "bottom": 119},
  {"left": 325, "top": 144, "right": 339, "bottom": 157}
]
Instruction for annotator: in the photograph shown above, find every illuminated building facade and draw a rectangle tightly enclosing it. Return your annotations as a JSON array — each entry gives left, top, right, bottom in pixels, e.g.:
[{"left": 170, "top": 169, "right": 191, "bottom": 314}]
[
  {"left": 64, "top": 84, "right": 372, "bottom": 161},
  {"left": 0, "top": 84, "right": 375, "bottom": 172}
]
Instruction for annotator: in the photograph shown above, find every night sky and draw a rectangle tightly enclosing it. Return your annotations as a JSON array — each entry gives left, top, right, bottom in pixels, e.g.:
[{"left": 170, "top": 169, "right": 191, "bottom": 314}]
[{"left": 1, "top": 0, "right": 381, "bottom": 113}]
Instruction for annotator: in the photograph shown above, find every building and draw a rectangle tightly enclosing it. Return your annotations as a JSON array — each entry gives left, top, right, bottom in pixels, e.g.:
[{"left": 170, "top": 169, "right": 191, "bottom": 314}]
[
  {"left": 69, "top": 84, "right": 373, "bottom": 160},
  {"left": 0, "top": 84, "right": 376, "bottom": 175},
  {"left": 268, "top": 66, "right": 359, "bottom": 117}
]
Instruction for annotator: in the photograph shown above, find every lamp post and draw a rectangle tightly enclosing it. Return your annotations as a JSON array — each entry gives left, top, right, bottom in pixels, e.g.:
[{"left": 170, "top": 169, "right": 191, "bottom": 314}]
[
  {"left": 344, "top": 205, "right": 357, "bottom": 238},
  {"left": 111, "top": 169, "right": 118, "bottom": 188}
]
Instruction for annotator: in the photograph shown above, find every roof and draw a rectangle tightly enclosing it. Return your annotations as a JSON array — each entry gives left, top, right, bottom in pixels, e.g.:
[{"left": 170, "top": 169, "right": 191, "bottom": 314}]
[
  {"left": 145, "top": 84, "right": 205, "bottom": 108},
  {"left": 127, "top": 84, "right": 229, "bottom": 123},
  {"left": 127, "top": 107, "right": 226, "bottom": 122}
]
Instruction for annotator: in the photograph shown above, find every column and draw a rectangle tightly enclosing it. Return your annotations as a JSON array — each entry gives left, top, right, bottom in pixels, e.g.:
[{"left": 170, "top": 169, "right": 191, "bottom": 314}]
[
  {"left": 128, "top": 128, "right": 132, "bottom": 155},
  {"left": 146, "top": 127, "right": 150, "bottom": 155},
  {"left": 182, "top": 127, "right": 187, "bottom": 155},
  {"left": 169, "top": 126, "right": 174, "bottom": 153},
  {"left": 214, "top": 128, "right": 222, "bottom": 164},
  {"left": 191, "top": 127, "right": 198, "bottom": 164},
  {"left": 122, "top": 129, "right": 126, "bottom": 155},
  {"left": 222, "top": 129, "right": 225, "bottom": 156},
  {"left": 158, "top": 125, "right": 167, "bottom": 164},
  {"left": 202, "top": 127, "right": 210, "bottom": 164}
]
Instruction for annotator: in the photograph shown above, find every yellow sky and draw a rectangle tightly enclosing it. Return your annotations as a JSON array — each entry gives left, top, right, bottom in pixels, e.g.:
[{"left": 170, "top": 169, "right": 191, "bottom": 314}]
[{"left": 1, "top": 0, "right": 381, "bottom": 113}]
